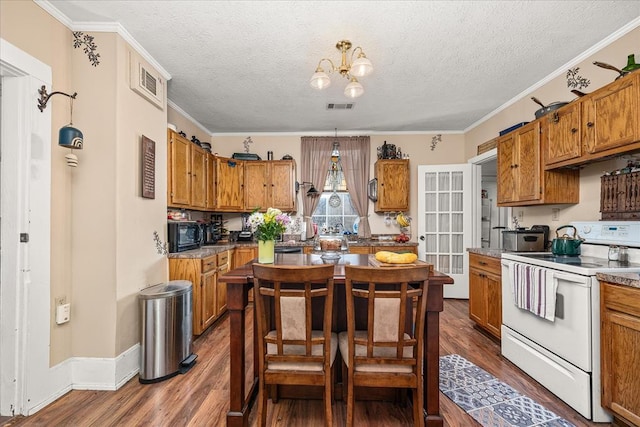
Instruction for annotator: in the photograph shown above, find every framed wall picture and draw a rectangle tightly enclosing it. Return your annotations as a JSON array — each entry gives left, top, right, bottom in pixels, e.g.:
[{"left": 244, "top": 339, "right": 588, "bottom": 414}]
[{"left": 141, "top": 135, "right": 155, "bottom": 199}]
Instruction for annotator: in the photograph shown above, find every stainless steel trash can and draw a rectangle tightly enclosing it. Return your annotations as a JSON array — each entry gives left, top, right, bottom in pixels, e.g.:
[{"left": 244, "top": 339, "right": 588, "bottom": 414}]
[{"left": 139, "top": 280, "right": 197, "bottom": 383}]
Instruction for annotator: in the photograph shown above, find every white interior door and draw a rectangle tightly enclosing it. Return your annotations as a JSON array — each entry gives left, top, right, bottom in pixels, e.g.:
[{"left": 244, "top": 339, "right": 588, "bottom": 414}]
[{"left": 418, "top": 164, "right": 479, "bottom": 298}]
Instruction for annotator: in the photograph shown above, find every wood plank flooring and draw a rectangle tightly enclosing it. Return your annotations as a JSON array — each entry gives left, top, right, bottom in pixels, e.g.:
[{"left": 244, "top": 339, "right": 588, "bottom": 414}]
[{"left": 2, "top": 300, "right": 611, "bottom": 426}]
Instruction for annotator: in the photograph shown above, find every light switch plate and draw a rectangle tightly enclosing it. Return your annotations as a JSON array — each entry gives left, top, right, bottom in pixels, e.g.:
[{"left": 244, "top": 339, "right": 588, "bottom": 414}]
[{"left": 56, "top": 303, "right": 70, "bottom": 324}]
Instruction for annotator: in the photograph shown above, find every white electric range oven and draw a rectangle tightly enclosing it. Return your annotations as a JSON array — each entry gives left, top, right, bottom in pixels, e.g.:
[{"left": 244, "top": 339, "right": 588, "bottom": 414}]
[{"left": 501, "top": 221, "right": 640, "bottom": 422}]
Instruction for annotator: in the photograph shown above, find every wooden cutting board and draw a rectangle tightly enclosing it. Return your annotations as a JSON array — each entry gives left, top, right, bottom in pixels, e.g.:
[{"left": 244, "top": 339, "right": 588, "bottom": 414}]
[{"left": 368, "top": 255, "right": 433, "bottom": 271}]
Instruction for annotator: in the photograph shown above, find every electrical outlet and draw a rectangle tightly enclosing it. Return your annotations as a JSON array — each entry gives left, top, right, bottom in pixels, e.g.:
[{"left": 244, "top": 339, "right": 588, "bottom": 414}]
[
  {"left": 517, "top": 210, "right": 524, "bottom": 222},
  {"left": 55, "top": 296, "right": 67, "bottom": 306},
  {"left": 551, "top": 208, "right": 560, "bottom": 221}
]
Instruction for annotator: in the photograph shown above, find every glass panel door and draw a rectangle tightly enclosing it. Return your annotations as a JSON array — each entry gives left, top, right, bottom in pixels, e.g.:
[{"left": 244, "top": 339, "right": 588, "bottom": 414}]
[{"left": 418, "top": 164, "right": 479, "bottom": 298}]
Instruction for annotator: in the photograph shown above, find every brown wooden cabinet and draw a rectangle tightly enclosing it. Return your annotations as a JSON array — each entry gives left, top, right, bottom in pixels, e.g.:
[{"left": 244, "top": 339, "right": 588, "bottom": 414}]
[
  {"left": 468, "top": 253, "right": 501, "bottom": 339},
  {"left": 205, "top": 153, "right": 216, "bottom": 210},
  {"left": 215, "top": 156, "right": 244, "bottom": 211},
  {"left": 497, "top": 121, "right": 579, "bottom": 207},
  {"left": 601, "top": 281, "right": 640, "bottom": 427},
  {"left": 190, "top": 144, "right": 207, "bottom": 209},
  {"left": 544, "top": 73, "right": 640, "bottom": 170},
  {"left": 232, "top": 246, "right": 257, "bottom": 268},
  {"left": 600, "top": 171, "right": 640, "bottom": 220},
  {"left": 243, "top": 160, "right": 296, "bottom": 212},
  {"left": 374, "top": 159, "right": 410, "bottom": 212},
  {"left": 167, "top": 129, "right": 213, "bottom": 211},
  {"left": 544, "top": 101, "right": 583, "bottom": 167},
  {"left": 169, "top": 251, "right": 229, "bottom": 335},
  {"left": 167, "top": 129, "right": 192, "bottom": 207}
]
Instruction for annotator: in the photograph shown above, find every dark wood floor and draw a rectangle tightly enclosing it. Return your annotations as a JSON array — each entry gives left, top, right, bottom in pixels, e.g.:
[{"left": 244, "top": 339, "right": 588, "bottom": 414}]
[{"left": 2, "top": 300, "right": 611, "bottom": 426}]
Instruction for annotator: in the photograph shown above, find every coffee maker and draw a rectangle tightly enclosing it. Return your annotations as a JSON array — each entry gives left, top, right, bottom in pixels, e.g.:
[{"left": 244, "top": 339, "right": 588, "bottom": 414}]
[{"left": 238, "top": 213, "right": 253, "bottom": 241}]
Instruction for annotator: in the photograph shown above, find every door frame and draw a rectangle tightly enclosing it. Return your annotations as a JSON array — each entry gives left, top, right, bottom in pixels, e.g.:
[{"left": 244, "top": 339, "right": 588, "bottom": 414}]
[
  {"left": 468, "top": 148, "right": 512, "bottom": 249},
  {"left": 0, "top": 37, "right": 52, "bottom": 416}
]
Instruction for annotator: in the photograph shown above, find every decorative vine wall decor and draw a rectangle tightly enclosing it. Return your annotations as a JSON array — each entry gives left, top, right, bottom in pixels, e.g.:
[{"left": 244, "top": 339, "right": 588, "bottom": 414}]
[
  {"left": 430, "top": 134, "right": 442, "bottom": 151},
  {"left": 73, "top": 31, "right": 100, "bottom": 66},
  {"left": 243, "top": 136, "right": 253, "bottom": 153},
  {"left": 566, "top": 67, "right": 590, "bottom": 89}
]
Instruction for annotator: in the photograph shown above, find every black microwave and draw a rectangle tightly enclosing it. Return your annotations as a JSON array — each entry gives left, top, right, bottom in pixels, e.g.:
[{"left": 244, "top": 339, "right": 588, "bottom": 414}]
[{"left": 168, "top": 221, "right": 203, "bottom": 253}]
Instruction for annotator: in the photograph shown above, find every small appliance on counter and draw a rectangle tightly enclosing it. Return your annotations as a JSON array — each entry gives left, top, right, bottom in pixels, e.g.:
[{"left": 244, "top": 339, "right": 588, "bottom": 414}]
[
  {"left": 501, "top": 228, "right": 545, "bottom": 252},
  {"left": 237, "top": 213, "right": 254, "bottom": 241},
  {"left": 168, "top": 221, "right": 203, "bottom": 253},
  {"left": 202, "top": 214, "right": 223, "bottom": 245}
]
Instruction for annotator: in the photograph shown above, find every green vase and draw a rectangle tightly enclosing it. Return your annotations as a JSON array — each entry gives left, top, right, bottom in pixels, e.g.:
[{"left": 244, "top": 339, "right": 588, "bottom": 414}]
[
  {"left": 258, "top": 240, "right": 275, "bottom": 264},
  {"left": 622, "top": 54, "right": 640, "bottom": 72}
]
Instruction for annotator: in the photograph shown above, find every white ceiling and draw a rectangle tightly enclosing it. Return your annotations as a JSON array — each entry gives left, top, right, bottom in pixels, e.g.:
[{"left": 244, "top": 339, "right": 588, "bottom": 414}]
[{"left": 46, "top": 1, "right": 640, "bottom": 135}]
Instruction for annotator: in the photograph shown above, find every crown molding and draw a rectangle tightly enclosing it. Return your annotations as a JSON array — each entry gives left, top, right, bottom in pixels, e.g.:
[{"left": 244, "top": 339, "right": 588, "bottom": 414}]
[
  {"left": 34, "top": 1, "right": 171, "bottom": 81},
  {"left": 168, "top": 100, "right": 214, "bottom": 136},
  {"left": 464, "top": 16, "right": 640, "bottom": 133}
]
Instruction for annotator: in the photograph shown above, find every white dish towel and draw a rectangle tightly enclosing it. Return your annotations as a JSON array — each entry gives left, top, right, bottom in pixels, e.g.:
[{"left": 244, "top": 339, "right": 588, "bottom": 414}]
[{"left": 510, "top": 263, "right": 558, "bottom": 322}]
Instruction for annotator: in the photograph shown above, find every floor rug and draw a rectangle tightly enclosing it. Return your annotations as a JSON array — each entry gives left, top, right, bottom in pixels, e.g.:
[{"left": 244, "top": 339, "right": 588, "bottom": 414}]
[{"left": 439, "top": 354, "right": 575, "bottom": 427}]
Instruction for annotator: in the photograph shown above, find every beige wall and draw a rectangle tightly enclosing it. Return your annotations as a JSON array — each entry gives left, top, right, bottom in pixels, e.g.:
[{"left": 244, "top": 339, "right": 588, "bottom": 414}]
[
  {"left": 466, "top": 27, "right": 640, "bottom": 229},
  {"left": 167, "top": 105, "right": 211, "bottom": 145},
  {"left": 1, "top": 1, "right": 168, "bottom": 362}
]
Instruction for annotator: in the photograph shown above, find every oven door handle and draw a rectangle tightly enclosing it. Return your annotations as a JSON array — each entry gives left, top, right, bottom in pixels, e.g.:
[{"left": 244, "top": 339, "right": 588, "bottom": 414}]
[{"left": 551, "top": 271, "right": 588, "bottom": 285}]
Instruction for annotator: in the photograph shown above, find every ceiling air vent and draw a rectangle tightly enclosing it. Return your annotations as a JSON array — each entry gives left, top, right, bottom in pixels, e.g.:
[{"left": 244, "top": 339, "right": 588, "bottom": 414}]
[
  {"left": 129, "top": 52, "right": 165, "bottom": 110},
  {"left": 326, "top": 103, "right": 354, "bottom": 110}
]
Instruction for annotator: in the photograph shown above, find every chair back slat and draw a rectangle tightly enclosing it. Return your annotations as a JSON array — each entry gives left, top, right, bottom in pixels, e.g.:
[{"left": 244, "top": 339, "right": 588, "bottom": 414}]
[
  {"left": 253, "top": 263, "right": 337, "bottom": 426},
  {"left": 344, "top": 265, "right": 429, "bottom": 366}
]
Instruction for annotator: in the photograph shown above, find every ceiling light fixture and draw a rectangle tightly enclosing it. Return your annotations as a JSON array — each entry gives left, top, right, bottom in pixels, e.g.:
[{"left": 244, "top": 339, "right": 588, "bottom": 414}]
[{"left": 310, "top": 40, "right": 373, "bottom": 99}]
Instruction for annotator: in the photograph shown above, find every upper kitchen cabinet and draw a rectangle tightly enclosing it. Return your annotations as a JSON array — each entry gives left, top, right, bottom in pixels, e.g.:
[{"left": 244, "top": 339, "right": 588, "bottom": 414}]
[
  {"left": 190, "top": 144, "right": 207, "bottom": 209},
  {"left": 545, "top": 73, "right": 640, "bottom": 169},
  {"left": 215, "top": 156, "right": 244, "bottom": 211},
  {"left": 497, "top": 121, "right": 579, "bottom": 207},
  {"left": 167, "top": 129, "right": 214, "bottom": 211},
  {"left": 205, "top": 153, "right": 216, "bottom": 210},
  {"left": 167, "top": 129, "right": 191, "bottom": 207},
  {"left": 374, "top": 159, "right": 410, "bottom": 212},
  {"left": 244, "top": 160, "right": 296, "bottom": 212}
]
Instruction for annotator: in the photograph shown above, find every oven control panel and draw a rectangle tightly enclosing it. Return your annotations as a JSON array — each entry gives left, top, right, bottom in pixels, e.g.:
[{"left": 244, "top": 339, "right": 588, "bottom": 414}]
[{"left": 572, "top": 221, "right": 640, "bottom": 247}]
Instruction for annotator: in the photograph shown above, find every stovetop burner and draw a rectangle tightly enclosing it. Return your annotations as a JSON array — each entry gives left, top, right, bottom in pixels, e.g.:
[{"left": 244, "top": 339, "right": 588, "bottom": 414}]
[{"left": 518, "top": 253, "right": 640, "bottom": 269}]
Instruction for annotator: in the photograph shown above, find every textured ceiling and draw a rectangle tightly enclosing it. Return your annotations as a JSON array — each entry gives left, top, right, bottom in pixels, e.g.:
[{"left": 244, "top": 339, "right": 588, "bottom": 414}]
[{"left": 46, "top": 1, "right": 640, "bottom": 134}]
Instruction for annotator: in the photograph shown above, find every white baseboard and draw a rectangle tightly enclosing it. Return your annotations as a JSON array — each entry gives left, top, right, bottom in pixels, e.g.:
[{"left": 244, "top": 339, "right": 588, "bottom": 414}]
[
  {"left": 71, "top": 344, "right": 140, "bottom": 390},
  {"left": 25, "top": 344, "right": 140, "bottom": 415}
]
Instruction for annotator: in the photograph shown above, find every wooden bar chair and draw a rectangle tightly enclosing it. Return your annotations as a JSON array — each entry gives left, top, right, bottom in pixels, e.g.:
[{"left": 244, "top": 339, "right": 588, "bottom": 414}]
[
  {"left": 252, "top": 264, "right": 337, "bottom": 427},
  {"left": 339, "top": 265, "right": 430, "bottom": 427}
]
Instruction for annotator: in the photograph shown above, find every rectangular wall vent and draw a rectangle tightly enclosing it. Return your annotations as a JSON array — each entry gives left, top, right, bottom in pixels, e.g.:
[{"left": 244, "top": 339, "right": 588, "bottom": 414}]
[
  {"left": 129, "top": 52, "right": 164, "bottom": 110},
  {"left": 326, "top": 103, "right": 354, "bottom": 110}
]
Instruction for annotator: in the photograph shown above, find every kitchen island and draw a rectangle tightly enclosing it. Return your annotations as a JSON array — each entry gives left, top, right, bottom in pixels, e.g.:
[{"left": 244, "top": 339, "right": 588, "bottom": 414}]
[{"left": 219, "top": 253, "right": 453, "bottom": 427}]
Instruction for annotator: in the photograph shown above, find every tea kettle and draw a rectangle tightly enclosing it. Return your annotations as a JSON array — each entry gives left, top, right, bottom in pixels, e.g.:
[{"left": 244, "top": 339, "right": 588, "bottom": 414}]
[{"left": 551, "top": 225, "right": 584, "bottom": 256}]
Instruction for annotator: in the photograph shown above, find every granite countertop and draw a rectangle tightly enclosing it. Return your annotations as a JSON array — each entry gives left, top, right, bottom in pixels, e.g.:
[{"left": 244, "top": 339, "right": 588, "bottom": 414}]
[
  {"left": 168, "top": 239, "right": 418, "bottom": 259},
  {"left": 597, "top": 271, "right": 640, "bottom": 289},
  {"left": 467, "top": 247, "right": 506, "bottom": 259}
]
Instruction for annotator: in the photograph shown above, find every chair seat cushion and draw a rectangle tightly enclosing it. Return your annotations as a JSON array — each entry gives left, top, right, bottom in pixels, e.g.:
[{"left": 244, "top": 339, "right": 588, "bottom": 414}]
[
  {"left": 266, "top": 331, "right": 338, "bottom": 371},
  {"left": 338, "top": 331, "right": 414, "bottom": 373}
]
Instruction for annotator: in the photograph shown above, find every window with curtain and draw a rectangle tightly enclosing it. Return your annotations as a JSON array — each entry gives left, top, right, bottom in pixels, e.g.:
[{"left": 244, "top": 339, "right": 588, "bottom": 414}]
[{"left": 312, "top": 170, "right": 359, "bottom": 233}]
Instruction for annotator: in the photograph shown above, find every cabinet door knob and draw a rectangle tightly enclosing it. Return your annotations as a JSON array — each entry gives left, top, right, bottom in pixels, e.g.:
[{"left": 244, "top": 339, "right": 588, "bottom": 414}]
[
  {"left": 571, "top": 128, "right": 578, "bottom": 134},
  {"left": 587, "top": 122, "right": 594, "bottom": 128}
]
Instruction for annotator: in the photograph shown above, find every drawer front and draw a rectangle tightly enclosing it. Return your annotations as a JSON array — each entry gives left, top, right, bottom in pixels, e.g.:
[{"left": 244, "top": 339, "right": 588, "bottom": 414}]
[
  {"left": 469, "top": 253, "right": 501, "bottom": 275},
  {"left": 602, "top": 281, "right": 640, "bottom": 316},
  {"left": 217, "top": 250, "right": 229, "bottom": 266},
  {"left": 201, "top": 254, "right": 218, "bottom": 273}
]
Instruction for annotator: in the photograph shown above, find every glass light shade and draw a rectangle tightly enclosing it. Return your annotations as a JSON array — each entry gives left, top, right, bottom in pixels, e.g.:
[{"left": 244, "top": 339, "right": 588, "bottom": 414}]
[
  {"left": 350, "top": 56, "right": 373, "bottom": 77},
  {"left": 344, "top": 78, "right": 364, "bottom": 98},
  {"left": 310, "top": 71, "right": 331, "bottom": 90}
]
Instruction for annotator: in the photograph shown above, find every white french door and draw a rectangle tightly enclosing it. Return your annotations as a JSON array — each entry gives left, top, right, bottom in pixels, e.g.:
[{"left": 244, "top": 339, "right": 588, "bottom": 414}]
[{"left": 418, "top": 164, "right": 479, "bottom": 298}]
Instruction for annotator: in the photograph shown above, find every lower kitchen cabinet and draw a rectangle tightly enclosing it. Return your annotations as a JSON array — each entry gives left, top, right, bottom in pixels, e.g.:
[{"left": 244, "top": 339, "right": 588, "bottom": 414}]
[
  {"left": 601, "top": 281, "right": 640, "bottom": 427},
  {"left": 169, "top": 251, "right": 229, "bottom": 335},
  {"left": 233, "top": 246, "right": 257, "bottom": 268},
  {"left": 468, "top": 253, "right": 502, "bottom": 339}
]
